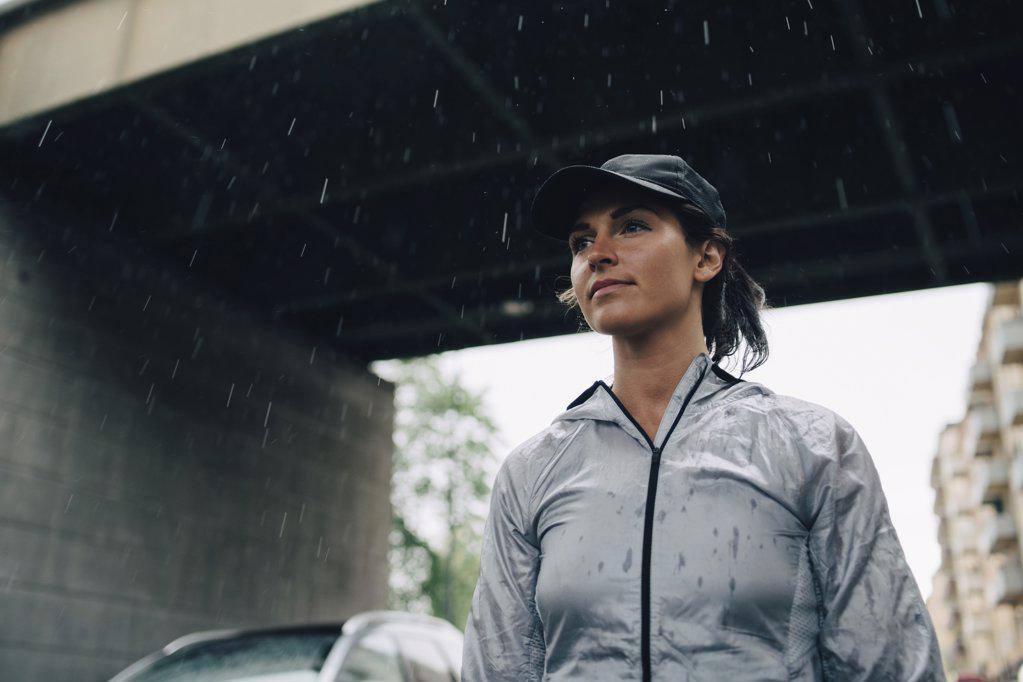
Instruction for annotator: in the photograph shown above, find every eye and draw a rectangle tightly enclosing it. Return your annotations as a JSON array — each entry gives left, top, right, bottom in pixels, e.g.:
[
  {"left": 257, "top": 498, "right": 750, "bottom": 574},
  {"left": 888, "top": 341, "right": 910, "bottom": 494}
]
[
  {"left": 569, "top": 235, "right": 593, "bottom": 254},
  {"left": 622, "top": 220, "right": 650, "bottom": 234},
  {"left": 569, "top": 220, "right": 649, "bottom": 254}
]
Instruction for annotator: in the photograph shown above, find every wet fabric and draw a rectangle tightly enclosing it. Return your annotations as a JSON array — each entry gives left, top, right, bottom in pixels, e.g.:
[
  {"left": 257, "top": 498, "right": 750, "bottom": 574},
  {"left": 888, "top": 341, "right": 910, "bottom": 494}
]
[{"left": 461, "top": 351, "right": 943, "bottom": 681}]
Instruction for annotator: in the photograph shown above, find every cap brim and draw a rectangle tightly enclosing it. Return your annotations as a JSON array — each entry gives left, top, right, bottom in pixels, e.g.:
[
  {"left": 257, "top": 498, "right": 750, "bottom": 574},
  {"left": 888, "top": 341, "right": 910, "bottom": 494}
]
[{"left": 530, "top": 165, "right": 690, "bottom": 241}]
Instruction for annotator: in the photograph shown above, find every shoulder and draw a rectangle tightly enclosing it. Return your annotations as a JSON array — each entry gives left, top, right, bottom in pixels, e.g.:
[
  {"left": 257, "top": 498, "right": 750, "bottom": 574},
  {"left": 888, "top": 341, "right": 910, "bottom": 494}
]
[
  {"left": 737, "top": 391, "right": 863, "bottom": 465},
  {"left": 496, "top": 420, "right": 582, "bottom": 492},
  {"left": 755, "top": 391, "right": 847, "bottom": 433}
]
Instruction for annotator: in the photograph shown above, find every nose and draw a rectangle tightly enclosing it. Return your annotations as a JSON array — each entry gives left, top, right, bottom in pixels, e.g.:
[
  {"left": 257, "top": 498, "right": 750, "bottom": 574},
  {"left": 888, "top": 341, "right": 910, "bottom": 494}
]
[{"left": 585, "top": 231, "right": 618, "bottom": 270}]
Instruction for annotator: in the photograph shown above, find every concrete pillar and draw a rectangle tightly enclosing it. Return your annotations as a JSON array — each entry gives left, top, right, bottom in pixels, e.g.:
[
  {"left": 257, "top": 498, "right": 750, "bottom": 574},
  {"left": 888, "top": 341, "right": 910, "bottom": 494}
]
[{"left": 0, "top": 199, "right": 394, "bottom": 680}]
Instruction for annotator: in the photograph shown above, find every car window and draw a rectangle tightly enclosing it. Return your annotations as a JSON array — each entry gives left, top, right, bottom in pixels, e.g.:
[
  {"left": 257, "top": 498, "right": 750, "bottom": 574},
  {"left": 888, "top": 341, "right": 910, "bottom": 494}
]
[
  {"left": 396, "top": 634, "right": 452, "bottom": 682},
  {"left": 336, "top": 630, "right": 404, "bottom": 682},
  {"left": 123, "top": 629, "right": 341, "bottom": 681}
]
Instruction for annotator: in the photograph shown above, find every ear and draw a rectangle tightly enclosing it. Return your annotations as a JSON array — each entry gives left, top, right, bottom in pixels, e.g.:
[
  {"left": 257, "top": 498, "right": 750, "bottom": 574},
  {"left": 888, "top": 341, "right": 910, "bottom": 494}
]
[{"left": 694, "top": 240, "right": 725, "bottom": 283}]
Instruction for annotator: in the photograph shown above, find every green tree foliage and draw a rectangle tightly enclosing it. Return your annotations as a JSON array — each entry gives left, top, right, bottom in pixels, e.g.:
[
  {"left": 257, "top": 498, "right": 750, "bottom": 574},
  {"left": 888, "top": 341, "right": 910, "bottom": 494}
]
[{"left": 384, "top": 356, "right": 499, "bottom": 629}]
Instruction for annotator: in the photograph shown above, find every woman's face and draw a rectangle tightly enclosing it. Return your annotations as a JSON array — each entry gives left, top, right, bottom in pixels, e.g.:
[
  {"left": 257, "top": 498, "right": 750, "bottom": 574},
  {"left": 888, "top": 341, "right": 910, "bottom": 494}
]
[{"left": 567, "top": 185, "right": 716, "bottom": 338}]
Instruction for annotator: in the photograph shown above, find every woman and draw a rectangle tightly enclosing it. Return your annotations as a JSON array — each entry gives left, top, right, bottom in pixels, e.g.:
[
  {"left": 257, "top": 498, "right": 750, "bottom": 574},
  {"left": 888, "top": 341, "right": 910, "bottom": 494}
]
[{"left": 461, "top": 154, "right": 943, "bottom": 681}]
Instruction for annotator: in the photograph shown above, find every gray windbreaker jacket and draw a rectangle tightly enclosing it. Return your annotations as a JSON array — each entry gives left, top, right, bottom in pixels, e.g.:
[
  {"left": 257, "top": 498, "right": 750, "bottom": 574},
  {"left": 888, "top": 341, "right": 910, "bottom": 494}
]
[{"left": 461, "top": 351, "right": 943, "bottom": 681}]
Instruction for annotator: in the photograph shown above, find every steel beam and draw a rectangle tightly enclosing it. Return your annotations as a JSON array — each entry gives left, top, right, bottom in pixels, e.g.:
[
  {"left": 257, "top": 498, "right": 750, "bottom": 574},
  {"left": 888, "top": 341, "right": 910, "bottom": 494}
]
[
  {"left": 836, "top": 0, "right": 949, "bottom": 283},
  {"left": 273, "top": 176, "right": 1023, "bottom": 315},
  {"left": 129, "top": 96, "right": 494, "bottom": 345},
  {"left": 140, "top": 36, "right": 1023, "bottom": 244}
]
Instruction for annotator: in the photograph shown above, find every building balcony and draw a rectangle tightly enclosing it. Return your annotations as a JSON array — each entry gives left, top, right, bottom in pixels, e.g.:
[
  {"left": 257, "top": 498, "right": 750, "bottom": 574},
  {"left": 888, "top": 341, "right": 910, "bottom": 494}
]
[
  {"left": 963, "top": 612, "right": 992, "bottom": 638},
  {"left": 990, "top": 315, "right": 1023, "bottom": 366},
  {"left": 971, "top": 456, "right": 1009, "bottom": 506},
  {"left": 969, "top": 359, "right": 994, "bottom": 409},
  {"left": 986, "top": 556, "right": 1023, "bottom": 607},
  {"left": 999, "top": 387, "right": 1023, "bottom": 431},
  {"left": 952, "top": 517, "right": 979, "bottom": 556},
  {"left": 933, "top": 485, "right": 946, "bottom": 516},
  {"left": 943, "top": 475, "right": 972, "bottom": 519},
  {"left": 1012, "top": 455, "right": 1023, "bottom": 490},
  {"left": 963, "top": 405, "right": 1000, "bottom": 458},
  {"left": 979, "top": 509, "right": 1017, "bottom": 555},
  {"left": 971, "top": 358, "right": 994, "bottom": 390}
]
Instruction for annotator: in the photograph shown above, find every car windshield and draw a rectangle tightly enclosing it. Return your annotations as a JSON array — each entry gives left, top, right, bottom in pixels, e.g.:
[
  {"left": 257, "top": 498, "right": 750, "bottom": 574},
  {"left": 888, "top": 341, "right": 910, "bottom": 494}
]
[{"left": 124, "top": 628, "right": 342, "bottom": 681}]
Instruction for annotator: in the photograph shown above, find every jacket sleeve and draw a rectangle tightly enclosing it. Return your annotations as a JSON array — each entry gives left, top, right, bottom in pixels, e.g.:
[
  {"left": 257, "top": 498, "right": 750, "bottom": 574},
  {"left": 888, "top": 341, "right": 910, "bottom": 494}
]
[
  {"left": 806, "top": 412, "right": 945, "bottom": 681},
  {"left": 461, "top": 451, "right": 545, "bottom": 682}
]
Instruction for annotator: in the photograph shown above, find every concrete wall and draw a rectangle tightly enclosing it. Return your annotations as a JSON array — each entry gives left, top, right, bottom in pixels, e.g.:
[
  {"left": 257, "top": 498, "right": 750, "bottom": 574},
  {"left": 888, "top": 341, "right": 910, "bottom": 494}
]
[{"left": 0, "top": 200, "right": 395, "bottom": 680}]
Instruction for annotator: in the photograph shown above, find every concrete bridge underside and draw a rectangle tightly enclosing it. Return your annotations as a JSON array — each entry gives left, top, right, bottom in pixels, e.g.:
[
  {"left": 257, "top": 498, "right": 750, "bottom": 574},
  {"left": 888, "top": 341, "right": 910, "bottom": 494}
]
[{"left": 1, "top": 0, "right": 1022, "bottom": 678}]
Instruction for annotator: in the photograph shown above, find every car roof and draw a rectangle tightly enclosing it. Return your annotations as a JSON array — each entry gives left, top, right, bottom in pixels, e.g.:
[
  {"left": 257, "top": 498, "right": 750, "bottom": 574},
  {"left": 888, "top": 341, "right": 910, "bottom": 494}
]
[{"left": 162, "top": 623, "right": 345, "bottom": 655}]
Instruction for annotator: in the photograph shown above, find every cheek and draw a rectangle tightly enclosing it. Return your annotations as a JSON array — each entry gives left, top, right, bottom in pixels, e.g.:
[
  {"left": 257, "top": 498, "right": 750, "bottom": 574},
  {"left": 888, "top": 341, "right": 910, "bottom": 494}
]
[
  {"left": 644, "top": 252, "right": 688, "bottom": 291},
  {"left": 570, "top": 261, "right": 588, "bottom": 298}
]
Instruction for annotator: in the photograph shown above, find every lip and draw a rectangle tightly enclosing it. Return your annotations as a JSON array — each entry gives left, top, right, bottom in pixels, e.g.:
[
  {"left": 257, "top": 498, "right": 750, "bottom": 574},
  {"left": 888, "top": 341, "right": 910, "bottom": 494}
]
[{"left": 590, "top": 279, "right": 633, "bottom": 299}]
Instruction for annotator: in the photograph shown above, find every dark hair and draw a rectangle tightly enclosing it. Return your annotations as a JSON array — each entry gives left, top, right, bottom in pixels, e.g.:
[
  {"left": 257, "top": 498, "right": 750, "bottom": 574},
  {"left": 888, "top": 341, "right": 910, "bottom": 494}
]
[{"left": 556, "top": 201, "right": 770, "bottom": 376}]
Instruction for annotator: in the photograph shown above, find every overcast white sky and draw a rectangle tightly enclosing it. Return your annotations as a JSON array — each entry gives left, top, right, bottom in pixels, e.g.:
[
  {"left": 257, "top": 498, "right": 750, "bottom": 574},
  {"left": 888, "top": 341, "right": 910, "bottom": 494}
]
[{"left": 376, "top": 282, "right": 991, "bottom": 601}]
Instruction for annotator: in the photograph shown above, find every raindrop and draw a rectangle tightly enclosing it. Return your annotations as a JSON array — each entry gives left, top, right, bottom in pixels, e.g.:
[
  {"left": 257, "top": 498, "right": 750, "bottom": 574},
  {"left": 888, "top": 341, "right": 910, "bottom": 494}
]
[
  {"left": 37, "top": 119, "right": 52, "bottom": 147},
  {"left": 835, "top": 177, "right": 848, "bottom": 210},
  {"left": 287, "top": 117, "right": 297, "bottom": 136},
  {"left": 702, "top": 20, "right": 710, "bottom": 45},
  {"left": 942, "top": 102, "right": 963, "bottom": 143}
]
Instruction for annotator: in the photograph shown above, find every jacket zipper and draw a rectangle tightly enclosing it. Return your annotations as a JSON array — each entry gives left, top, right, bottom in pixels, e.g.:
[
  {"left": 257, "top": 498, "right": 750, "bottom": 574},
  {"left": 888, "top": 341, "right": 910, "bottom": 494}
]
[{"left": 600, "top": 364, "right": 709, "bottom": 682}]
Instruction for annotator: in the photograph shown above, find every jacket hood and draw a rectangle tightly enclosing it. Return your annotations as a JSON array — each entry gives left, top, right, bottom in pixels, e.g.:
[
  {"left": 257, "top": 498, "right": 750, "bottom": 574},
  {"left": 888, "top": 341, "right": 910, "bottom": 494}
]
[{"left": 551, "top": 351, "right": 768, "bottom": 448}]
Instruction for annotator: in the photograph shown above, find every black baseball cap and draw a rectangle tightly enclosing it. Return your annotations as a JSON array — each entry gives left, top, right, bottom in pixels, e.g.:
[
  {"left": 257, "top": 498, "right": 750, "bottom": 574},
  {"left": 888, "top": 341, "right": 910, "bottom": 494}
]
[{"left": 530, "top": 153, "right": 727, "bottom": 241}]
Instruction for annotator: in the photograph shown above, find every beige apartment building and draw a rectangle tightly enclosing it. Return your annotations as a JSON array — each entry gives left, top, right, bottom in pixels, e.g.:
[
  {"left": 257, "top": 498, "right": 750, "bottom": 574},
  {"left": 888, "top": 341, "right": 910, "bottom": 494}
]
[{"left": 929, "top": 280, "right": 1023, "bottom": 680}]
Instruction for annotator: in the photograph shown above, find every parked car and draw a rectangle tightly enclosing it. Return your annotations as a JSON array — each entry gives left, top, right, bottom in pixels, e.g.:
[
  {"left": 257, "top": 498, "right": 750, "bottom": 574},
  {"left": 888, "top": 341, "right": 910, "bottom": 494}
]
[{"left": 109, "top": 610, "right": 463, "bottom": 682}]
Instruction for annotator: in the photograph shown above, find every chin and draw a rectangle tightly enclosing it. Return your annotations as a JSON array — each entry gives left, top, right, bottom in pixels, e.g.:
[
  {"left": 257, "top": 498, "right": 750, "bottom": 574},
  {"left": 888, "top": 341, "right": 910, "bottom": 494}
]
[{"left": 585, "top": 308, "right": 653, "bottom": 337}]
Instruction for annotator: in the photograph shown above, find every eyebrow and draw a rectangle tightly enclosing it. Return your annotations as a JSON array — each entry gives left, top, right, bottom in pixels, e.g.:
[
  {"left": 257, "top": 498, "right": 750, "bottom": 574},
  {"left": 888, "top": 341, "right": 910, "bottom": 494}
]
[{"left": 570, "top": 204, "right": 662, "bottom": 234}]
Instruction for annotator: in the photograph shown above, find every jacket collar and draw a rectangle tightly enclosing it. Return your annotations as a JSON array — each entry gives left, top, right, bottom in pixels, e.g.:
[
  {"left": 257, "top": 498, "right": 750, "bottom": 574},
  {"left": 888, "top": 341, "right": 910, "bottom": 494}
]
[{"left": 554, "top": 352, "right": 741, "bottom": 447}]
